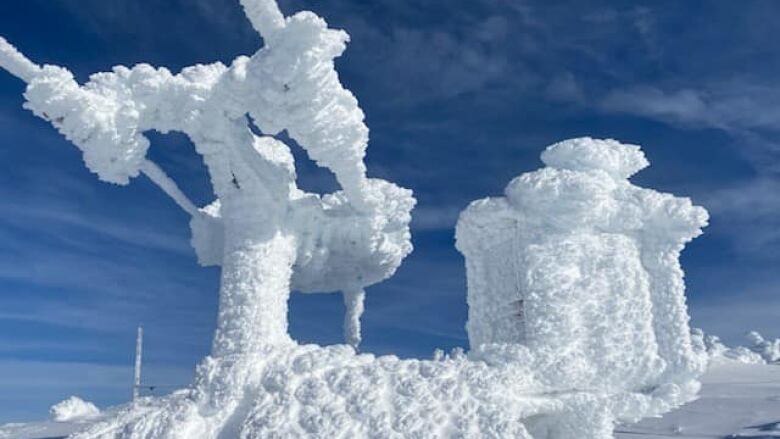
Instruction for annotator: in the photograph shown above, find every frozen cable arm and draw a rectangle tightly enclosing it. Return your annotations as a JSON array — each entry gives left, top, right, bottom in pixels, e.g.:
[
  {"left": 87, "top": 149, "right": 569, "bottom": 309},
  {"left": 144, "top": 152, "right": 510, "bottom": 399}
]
[
  {"left": 0, "top": 37, "right": 41, "bottom": 83},
  {"left": 140, "top": 160, "right": 199, "bottom": 217},
  {"left": 239, "top": 0, "right": 286, "bottom": 38}
]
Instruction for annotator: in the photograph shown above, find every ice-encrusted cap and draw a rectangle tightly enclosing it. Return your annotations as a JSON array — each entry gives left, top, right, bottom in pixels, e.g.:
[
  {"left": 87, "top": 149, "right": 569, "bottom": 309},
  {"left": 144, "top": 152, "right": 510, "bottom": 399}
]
[{"left": 541, "top": 137, "right": 649, "bottom": 180}]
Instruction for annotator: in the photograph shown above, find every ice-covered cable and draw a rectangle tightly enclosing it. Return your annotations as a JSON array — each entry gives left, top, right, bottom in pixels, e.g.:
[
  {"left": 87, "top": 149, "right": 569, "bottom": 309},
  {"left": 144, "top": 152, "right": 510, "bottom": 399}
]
[
  {"left": 239, "top": 0, "right": 286, "bottom": 39},
  {"left": 140, "top": 160, "right": 199, "bottom": 217},
  {"left": 342, "top": 288, "right": 365, "bottom": 349},
  {"left": 0, "top": 37, "right": 41, "bottom": 83}
]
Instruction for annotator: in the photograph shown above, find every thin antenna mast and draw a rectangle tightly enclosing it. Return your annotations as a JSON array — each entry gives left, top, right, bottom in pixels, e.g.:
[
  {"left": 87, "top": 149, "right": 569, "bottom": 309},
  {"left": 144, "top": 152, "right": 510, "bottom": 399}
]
[{"left": 133, "top": 325, "right": 143, "bottom": 402}]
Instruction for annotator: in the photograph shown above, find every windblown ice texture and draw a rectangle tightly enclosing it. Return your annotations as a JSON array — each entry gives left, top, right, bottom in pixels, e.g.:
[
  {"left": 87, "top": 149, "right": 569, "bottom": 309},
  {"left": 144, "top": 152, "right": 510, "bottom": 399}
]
[{"left": 0, "top": 0, "right": 710, "bottom": 437}]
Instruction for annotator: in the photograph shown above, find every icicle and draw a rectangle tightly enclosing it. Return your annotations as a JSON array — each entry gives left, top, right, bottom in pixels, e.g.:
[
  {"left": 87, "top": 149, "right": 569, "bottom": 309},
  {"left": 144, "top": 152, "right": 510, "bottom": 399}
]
[{"left": 342, "top": 288, "right": 365, "bottom": 350}]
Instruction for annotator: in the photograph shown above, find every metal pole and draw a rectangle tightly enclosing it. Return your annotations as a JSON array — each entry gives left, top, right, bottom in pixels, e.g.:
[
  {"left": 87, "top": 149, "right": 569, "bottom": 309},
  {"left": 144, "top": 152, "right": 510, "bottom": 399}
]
[{"left": 133, "top": 325, "right": 143, "bottom": 402}]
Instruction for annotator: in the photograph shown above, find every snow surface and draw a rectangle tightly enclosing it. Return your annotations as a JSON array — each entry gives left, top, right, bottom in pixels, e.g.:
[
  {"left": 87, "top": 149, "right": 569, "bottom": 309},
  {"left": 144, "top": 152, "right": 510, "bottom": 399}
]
[
  {"left": 50, "top": 397, "right": 101, "bottom": 423},
  {"left": 617, "top": 359, "right": 780, "bottom": 438}
]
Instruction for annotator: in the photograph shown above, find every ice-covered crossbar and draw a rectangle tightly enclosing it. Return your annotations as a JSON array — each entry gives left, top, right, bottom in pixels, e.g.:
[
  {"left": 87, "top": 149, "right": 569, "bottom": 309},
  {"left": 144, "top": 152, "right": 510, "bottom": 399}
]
[{"left": 0, "top": 36, "right": 41, "bottom": 82}]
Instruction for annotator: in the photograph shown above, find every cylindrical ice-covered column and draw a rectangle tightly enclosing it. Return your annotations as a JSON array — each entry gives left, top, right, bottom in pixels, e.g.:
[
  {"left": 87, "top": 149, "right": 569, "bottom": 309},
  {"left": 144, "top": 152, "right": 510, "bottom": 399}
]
[
  {"left": 456, "top": 137, "right": 708, "bottom": 391},
  {"left": 211, "top": 193, "right": 296, "bottom": 356}
]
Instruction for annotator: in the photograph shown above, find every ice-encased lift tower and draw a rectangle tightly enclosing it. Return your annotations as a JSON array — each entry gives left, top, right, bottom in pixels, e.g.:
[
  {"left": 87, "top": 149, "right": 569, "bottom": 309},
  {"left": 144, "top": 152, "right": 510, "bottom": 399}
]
[{"left": 0, "top": 0, "right": 415, "bottom": 354}]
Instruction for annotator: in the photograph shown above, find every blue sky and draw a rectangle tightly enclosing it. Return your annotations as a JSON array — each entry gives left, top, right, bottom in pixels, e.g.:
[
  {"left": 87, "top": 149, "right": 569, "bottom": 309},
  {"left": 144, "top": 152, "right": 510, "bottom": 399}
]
[{"left": 1, "top": 0, "right": 779, "bottom": 422}]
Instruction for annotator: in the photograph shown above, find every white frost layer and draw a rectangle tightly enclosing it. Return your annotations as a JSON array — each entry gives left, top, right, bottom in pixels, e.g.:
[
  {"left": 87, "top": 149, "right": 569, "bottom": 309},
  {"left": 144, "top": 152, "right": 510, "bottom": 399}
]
[
  {"left": 457, "top": 137, "right": 708, "bottom": 392},
  {"left": 50, "top": 397, "right": 100, "bottom": 422}
]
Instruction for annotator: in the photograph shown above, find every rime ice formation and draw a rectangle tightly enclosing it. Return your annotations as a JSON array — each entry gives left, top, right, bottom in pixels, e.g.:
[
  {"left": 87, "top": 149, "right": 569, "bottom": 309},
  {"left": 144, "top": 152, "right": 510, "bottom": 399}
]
[
  {"left": 746, "top": 331, "right": 780, "bottom": 363},
  {"left": 2, "top": 1, "right": 711, "bottom": 438},
  {"left": 0, "top": 2, "right": 414, "bottom": 352},
  {"left": 50, "top": 397, "right": 101, "bottom": 422},
  {"left": 457, "top": 137, "right": 708, "bottom": 393},
  {"left": 693, "top": 329, "right": 780, "bottom": 364}
]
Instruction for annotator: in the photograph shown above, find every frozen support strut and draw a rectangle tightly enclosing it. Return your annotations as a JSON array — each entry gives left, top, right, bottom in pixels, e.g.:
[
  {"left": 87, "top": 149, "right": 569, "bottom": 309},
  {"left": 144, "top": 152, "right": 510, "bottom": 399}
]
[
  {"left": 0, "top": 37, "right": 41, "bottom": 82},
  {"left": 342, "top": 288, "right": 366, "bottom": 350}
]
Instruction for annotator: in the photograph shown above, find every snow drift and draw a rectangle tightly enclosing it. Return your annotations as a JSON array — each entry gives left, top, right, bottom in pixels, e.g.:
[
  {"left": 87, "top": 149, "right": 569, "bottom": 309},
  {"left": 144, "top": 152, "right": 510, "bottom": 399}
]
[
  {"left": 50, "top": 397, "right": 101, "bottom": 422},
  {"left": 0, "top": 0, "right": 710, "bottom": 437}
]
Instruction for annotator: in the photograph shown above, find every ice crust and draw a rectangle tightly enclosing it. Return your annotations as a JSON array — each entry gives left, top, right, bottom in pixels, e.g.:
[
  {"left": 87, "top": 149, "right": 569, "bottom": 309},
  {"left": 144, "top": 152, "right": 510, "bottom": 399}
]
[{"left": 0, "top": 1, "right": 711, "bottom": 437}]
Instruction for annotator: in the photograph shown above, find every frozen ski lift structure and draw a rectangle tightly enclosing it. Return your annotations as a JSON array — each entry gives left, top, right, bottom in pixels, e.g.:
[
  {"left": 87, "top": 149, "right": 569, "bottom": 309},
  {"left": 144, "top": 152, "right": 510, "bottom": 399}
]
[
  {"left": 0, "top": 1, "right": 711, "bottom": 437},
  {"left": 0, "top": 0, "right": 415, "bottom": 352}
]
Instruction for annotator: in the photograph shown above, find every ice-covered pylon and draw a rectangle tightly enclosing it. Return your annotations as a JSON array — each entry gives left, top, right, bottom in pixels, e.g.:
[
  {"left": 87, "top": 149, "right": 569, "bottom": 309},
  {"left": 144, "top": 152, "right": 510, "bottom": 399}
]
[
  {"left": 0, "top": 0, "right": 413, "bottom": 354},
  {"left": 457, "top": 137, "right": 709, "bottom": 392}
]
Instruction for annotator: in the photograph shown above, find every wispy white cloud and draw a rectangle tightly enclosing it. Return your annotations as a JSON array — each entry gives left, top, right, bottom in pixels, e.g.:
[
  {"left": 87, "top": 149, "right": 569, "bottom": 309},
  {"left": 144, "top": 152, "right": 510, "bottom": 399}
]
[
  {"left": 545, "top": 72, "right": 585, "bottom": 104},
  {"left": 601, "top": 86, "right": 710, "bottom": 127},
  {"left": 598, "top": 80, "right": 780, "bottom": 261},
  {"left": 600, "top": 82, "right": 780, "bottom": 133}
]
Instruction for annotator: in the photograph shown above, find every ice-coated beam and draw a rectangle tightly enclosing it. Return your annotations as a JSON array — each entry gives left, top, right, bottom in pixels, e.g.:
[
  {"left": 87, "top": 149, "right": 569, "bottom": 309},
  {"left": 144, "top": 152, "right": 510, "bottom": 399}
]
[
  {"left": 0, "top": 37, "right": 41, "bottom": 83},
  {"left": 240, "top": 0, "right": 286, "bottom": 39},
  {"left": 140, "top": 160, "right": 200, "bottom": 217},
  {"left": 342, "top": 288, "right": 365, "bottom": 349}
]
